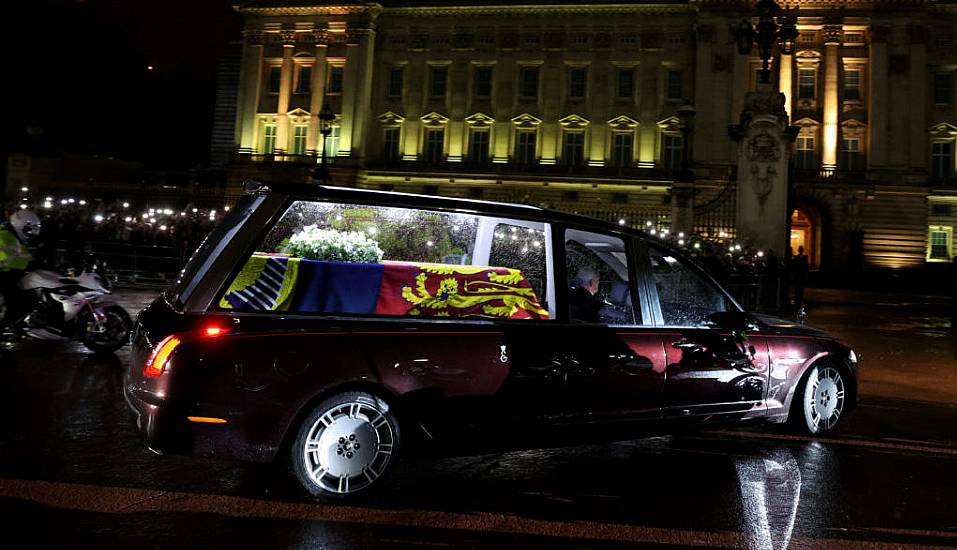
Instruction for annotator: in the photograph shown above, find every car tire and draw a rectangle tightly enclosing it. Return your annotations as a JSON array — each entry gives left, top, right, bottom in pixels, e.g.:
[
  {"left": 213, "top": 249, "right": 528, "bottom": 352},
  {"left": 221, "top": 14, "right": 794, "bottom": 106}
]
[
  {"left": 291, "top": 391, "right": 400, "bottom": 499},
  {"left": 788, "top": 361, "right": 847, "bottom": 435}
]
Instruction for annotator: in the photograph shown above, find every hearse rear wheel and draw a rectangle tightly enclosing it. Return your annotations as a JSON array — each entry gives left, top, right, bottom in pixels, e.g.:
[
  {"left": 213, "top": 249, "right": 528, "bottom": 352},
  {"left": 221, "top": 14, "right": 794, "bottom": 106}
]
[
  {"left": 789, "top": 362, "right": 847, "bottom": 435},
  {"left": 291, "top": 391, "right": 400, "bottom": 499}
]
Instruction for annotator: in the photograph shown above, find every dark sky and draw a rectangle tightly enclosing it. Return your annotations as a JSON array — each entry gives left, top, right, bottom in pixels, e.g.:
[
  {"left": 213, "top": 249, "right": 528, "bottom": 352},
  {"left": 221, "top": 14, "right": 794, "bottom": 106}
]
[{"left": 5, "top": 0, "right": 242, "bottom": 169}]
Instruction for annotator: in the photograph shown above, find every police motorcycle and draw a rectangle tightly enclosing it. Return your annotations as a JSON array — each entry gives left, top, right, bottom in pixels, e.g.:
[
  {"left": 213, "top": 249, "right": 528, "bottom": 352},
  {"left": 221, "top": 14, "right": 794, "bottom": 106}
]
[{"left": 0, "top": 211, "right": 132, "bottom": 353}]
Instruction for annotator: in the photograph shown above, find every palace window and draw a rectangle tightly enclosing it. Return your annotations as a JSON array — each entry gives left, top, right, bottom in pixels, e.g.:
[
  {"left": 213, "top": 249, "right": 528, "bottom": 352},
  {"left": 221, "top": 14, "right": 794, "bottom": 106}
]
[
  {"left": 515, "top": 130, "right": 537, "bottom": 165},
  {"left": 267, "top": 66, "right": 282, "bottom": 94},
  {"left": 430, "top": 66, "right": 448, "bottom": 97},
  {"left": 328, "top": 66, "right": 344, "bottom": 94},
  {"left": 935, "top": 73, "right": 953, "bottom": 104},
  {"left": 612, "top": 134, "right": 633, "bottom": 168},
  {"left": 840, "top": 138, "right": 863, "bottom": 171},
  {"left": 663, "top": 134, "right": 682, "bottom": 170},
  {"left": 474, "top": 66, "right": 493, "bottom": 98},
  {"left": 388, "top": 67, "right": 403, "bottom": 98},
  {"left": 261, "top": 124, "right": 277, "bottom": 154},
  {"left": 383, "top": 127, "right": 401, "bottom": 163},
  {"left": 425, "top": 129, "right": 445, "bottom": 163},
  {"left": 568, "top": 68, "right": 587, "bottom": 99},
  {"left": 666, "top": 70, "right": 683, "bottom": 100},
  {"left": 798, "top": 69, "right": 816, "bottom": 99},
  {"left": 843, "top": 69, "right": 861, "bottom": 100},
  {"left": 796, "top": 135, "right": 816, "bottom": 169},
  {"left": 932, "top": 141, "right": 954, "bottom": 180},
  {"left": 520, "top": 67, "right": 539, "bottom": 99},
  {"left": 617, "top": 69, "right": 634, "bottom": 99},
  {"left": 292, "top": 125, "right": 308, "bottom": 155},
  {"left": 470, "top": 129, "right": 490, "bottom": 164},
  {"left": 928, "top": 226, "right": 953, "bottom": 261},
  {"left": 562, "top": 132, "right": 585, "bottom": 166},
  {"left": 295, "top": 66, "right": 311, "bottom": 94}
]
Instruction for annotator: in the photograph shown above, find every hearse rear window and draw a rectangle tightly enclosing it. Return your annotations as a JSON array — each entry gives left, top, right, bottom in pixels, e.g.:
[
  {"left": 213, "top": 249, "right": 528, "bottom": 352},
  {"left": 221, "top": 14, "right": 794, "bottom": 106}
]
[{"left": 218, "top": 200, "right": 554, "bottom": 320}]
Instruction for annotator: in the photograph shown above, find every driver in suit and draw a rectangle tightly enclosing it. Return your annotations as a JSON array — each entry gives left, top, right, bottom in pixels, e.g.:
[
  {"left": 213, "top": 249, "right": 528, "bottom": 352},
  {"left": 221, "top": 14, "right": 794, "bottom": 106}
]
[{"left": 568, "top": 265, "right": 602, "bottom": 323}]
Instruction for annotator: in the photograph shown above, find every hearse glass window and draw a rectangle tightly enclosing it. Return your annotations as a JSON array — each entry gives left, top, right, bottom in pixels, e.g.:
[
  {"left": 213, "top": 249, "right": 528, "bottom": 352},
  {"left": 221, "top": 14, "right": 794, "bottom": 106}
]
[
  {"left": 219, "top": 200, "right": 553, "bottom": 320},
  {"left": 648, "top": 246, "right": 727, "bottom": 326},
  {"left": 564, "top": 229, "right": 637, "bottom": 325}
]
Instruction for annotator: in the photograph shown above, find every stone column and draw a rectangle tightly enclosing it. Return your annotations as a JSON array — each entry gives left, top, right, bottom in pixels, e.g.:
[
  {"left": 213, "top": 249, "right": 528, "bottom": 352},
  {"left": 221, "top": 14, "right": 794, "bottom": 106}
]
[
  {"left": 867, "top": 25, "right": 890, "bottom": 168},
  {"left": 822, "top": 24, "right": 842, "bottom": 170},
  {"left": 778, "top": 53, "right": 793, "bottom": 118},
  {"left": 908, "top": 25, "right": 928, "bottom": 170},
  {"left": 237, "top": 28, "right": 265, "bottom": 153},
  {"left": 340, "top": 22, "right": 377, "bottom": 159},
  {"left": 730, "top": 91, "right": 797, "bottom": 256},
  {"left": 275, "top": 30, "right": 297, "bottom": 154},
  {"left": 307, "top": 28, "right": 330, "bottom": 156}
]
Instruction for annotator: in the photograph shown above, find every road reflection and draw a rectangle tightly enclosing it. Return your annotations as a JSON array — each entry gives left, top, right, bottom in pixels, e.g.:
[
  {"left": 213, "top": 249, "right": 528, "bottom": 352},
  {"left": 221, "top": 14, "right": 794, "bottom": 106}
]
[{"left": 734, "top": 446, "right": 801, "bottom": 550}]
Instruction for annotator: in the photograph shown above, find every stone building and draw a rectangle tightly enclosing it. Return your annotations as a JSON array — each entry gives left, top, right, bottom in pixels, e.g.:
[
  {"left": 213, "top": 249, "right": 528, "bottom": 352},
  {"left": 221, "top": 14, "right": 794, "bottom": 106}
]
[{"left": 227, "top": 0, "right": 957, "bottom": 272}]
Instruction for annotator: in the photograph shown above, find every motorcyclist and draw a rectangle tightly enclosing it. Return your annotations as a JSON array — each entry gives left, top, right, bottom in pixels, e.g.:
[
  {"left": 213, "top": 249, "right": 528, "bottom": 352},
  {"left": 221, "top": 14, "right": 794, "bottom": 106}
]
[{"left": 0, "top": 209, "right": 39, "bottom": 327}]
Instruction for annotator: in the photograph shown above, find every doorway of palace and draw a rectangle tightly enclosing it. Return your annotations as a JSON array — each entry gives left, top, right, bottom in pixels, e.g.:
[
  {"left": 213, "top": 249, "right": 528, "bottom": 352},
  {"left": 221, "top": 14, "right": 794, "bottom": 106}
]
[{"left": 790, "top": 208, "right": 819, "bottom": 270}]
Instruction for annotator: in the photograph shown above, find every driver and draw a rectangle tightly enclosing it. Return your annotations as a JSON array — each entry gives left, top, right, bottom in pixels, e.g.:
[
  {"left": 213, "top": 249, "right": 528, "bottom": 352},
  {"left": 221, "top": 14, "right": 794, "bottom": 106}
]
[
  {"left": 0, "top": 209, "right": 39, "bottom": 328},
  {"left": 568, "top": 265, "right": 602, "bottom": 323}
]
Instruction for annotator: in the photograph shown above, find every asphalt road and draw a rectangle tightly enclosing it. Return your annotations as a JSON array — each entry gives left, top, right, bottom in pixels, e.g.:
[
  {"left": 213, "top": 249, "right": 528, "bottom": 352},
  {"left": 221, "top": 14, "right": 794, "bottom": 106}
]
[{"left": 0, "top": 289, "right": 955, "bottom": 549}]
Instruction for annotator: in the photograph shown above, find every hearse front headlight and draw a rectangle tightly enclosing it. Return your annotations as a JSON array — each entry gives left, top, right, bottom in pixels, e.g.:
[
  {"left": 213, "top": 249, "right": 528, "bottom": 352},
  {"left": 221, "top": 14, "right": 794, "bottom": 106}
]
[{"left": 848, "top": 349, "right": 857, "bottom": 364}]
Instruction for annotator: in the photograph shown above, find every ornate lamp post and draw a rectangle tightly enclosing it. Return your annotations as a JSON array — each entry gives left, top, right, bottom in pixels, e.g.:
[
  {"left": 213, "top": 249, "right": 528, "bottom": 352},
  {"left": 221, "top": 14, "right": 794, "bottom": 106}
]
[
  {"left": 671, "top": 101, "right": 697, "bottom": 237},
  {"left": 733, "top": 0, "right": 798, "bottom": 85},
  {"left": 312, "top": 103, "right": 336, "bottom": 184},
  {"left": 676, "top": 101, "right": 697, "bottom": 183}
]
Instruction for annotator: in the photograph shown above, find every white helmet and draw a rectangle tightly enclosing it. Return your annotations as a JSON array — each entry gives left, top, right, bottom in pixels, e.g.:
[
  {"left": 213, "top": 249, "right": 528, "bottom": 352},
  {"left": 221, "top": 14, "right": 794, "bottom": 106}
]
[{"left": 9, "top": 209, "right": 40, "bottom": 241}]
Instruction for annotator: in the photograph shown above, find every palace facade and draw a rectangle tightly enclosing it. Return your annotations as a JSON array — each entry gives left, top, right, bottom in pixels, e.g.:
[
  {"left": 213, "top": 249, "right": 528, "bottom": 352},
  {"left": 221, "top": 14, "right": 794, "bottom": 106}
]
[{"left": 227, "top": 0, "right": 957, "bottom": 271}]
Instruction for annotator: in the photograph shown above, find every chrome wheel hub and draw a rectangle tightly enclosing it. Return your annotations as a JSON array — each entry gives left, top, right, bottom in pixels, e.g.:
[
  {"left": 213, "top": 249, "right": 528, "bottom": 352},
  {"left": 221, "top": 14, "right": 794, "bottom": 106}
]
[
  {"left": 804, "top": 367, "right": 846, "bottom": 432},
  {"left": 302, "top": 400, "right": 394, "bottom": 494}
]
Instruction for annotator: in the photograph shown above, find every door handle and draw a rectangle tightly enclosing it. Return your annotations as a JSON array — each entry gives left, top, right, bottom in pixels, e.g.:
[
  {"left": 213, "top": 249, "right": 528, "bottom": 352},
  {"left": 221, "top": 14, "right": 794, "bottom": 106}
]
[
  {"left": 672, "top": 340, "right": 706, "bottom": 354},
  {"left": 609, "top": 353, "right": 653, "bottom": 375}
]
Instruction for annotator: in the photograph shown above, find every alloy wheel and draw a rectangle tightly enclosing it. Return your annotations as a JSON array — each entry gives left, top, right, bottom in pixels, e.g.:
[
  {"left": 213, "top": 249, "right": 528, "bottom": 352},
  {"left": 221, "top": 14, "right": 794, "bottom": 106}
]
[{"left": 803, "top": 366, "right": 845, "bottom": 433}]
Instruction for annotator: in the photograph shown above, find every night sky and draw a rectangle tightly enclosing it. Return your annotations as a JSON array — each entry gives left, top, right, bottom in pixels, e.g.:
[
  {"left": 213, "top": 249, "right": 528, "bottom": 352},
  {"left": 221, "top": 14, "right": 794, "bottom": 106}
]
[{"left": 5, "top": 0, "right": 241, "bottom": 170}]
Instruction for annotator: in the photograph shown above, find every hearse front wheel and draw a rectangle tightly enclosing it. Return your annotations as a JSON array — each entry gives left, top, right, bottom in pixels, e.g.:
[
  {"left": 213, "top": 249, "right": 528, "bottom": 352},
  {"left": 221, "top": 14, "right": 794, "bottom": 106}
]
[
  {"left": 789, "top": 362, "right": 847, "bottom": 435},
  {"left": 291, "top": 391, "right": 400, "bottom": 499}
]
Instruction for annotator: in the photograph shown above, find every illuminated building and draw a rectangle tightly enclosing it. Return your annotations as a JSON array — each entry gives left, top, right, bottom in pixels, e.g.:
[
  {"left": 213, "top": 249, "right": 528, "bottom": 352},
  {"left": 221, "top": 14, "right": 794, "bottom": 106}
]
[{"left": 228, "top": 0, "right": 957, "bottom": 270}]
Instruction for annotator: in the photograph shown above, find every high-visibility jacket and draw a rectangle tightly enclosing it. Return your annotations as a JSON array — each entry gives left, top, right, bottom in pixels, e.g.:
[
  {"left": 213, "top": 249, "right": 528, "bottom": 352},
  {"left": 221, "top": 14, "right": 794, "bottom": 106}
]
[{"left": 0, "top": 226, "right": 31, "bottom": 271}]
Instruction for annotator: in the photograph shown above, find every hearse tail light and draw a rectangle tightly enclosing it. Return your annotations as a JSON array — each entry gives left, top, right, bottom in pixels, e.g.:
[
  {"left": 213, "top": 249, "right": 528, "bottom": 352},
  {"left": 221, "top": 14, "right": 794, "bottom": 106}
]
[
  {"left": 144, "top": 335, "right": 182, "bottom": 378},
  {"left": 204, "top": 325, "right": 228, "bottom": 337}
]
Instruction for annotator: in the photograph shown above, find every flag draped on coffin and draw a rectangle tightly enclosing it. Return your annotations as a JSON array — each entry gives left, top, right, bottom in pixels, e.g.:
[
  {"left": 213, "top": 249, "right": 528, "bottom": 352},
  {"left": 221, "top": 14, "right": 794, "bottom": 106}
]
[{"left": 221, "top": 254, "right": 548, "bottom": 320}]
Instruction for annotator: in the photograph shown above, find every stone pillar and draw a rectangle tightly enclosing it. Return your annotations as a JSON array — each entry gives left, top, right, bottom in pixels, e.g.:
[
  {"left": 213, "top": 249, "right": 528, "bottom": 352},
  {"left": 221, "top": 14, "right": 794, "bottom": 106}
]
[
  {"left": 340, "top": 22, "right": 377, "bottom": 158},
  {"left": 307, "top": 28, "right": 330, "bottom": 156},
  {"left": 671, "top": 181, "right": 695, "bottom": 238},
  {"left": 867, "top": 25, "right": 890, "bottom": 168},
  {"left": 908, "top": 25, "right": 928, "bottom": 170},
  {"left": 822, "top": 24, "right": 842, "bottom": 169},
  {"left": 275, "top": 30, "right": 297, "bottom": 154},
  {"left": 730, "top": 91, "right": 797, "bottom": 255},
  {"left": 237, "top": 28, "right": 265, "bottom": 153},
  {"left": 778, "top": 53, "right": 793, "bottom": 118},
  {"left": 637, "top": 56, "right": 659, "bottom": 167}
]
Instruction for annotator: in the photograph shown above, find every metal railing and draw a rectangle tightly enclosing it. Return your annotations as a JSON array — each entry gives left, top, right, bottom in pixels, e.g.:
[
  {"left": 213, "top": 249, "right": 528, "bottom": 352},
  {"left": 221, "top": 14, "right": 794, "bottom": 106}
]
[{"left": 47, "top": 241, "right": 194, "bottom": 287}]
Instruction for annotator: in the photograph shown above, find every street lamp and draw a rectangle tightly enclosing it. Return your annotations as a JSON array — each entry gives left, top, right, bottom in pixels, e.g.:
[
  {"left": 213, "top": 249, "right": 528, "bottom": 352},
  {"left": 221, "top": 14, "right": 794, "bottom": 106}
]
[
  {"left": 676, "top": 101, "right": 696, "bottom": 183},
  {"left": 733, "top": 0, "right": 799, "bottom": 84},
  {"left": 313, "top": 102, "right": 336, "bottom": 184}
]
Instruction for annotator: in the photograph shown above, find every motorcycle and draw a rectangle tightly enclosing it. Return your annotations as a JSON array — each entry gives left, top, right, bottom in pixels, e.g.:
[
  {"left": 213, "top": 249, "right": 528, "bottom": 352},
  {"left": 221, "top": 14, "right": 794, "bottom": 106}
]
[{"left": 0, "top": 257, "right": 132, "bottom": 353}]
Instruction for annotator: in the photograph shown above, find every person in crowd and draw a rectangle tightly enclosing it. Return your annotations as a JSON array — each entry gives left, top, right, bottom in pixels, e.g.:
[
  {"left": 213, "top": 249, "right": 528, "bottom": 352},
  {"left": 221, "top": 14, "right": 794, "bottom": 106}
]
[{"left": 792, "top": 245, "right": 809, "bottom": 308}]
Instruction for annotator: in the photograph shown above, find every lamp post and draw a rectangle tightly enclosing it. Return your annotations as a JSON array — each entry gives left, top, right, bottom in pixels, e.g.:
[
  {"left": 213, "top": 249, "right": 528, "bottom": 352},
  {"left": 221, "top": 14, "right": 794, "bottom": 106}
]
[
  {"left": 733, "top": 0, "right": 798, "bottom": 85},
  {"left": 676, "top": 101, "right": 696, "bottom": 183},
  {"left": 312, "top": 102, "right": 336, "bottom": 184}
]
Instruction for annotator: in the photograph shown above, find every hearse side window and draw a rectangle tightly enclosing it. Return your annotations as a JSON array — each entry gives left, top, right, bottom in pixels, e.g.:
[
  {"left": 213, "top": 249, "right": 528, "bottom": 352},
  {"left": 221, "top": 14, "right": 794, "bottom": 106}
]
[
  {"left": 648, "top": 246, "right": 726, "bottom": 326},
  {"left": 565, "top": 229, "right": 637, "bottom": 325},
  {"left": 218, "top": 200, "right": 553, "bottom": 320}
]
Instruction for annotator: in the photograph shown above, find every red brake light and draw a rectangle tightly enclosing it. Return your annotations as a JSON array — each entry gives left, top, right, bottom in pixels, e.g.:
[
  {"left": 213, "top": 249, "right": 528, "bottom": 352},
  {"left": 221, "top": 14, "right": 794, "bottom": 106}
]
[
  {"left": 144, "top": 335, "right": 181, "bottom": 378},
  {"left": 204, "top": 326, "right": 226, "bottom": 337}
]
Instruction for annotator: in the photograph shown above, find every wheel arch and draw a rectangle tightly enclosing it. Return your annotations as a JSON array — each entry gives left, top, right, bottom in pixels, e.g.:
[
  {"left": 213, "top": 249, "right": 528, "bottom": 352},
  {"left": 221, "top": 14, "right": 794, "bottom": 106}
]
[
  {"left": 273, "top": 380, "right": 416, "bottom": 465},
  {"left": 782, "top": 353, "right": 857, "bottom": 425}
]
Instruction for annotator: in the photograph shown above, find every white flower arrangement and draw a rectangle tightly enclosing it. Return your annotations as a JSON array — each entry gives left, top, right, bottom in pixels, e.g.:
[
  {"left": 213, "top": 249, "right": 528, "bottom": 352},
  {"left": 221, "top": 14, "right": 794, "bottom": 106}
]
[{"left": 283, "top": 225, "right": 383, "bottom": 263}]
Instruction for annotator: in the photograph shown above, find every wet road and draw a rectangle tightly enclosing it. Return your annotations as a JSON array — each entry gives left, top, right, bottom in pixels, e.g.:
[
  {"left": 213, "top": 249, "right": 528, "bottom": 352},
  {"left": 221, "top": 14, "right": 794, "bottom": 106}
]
[{"left": 1, "top": 289, "right": 955, "bottom": 549}]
